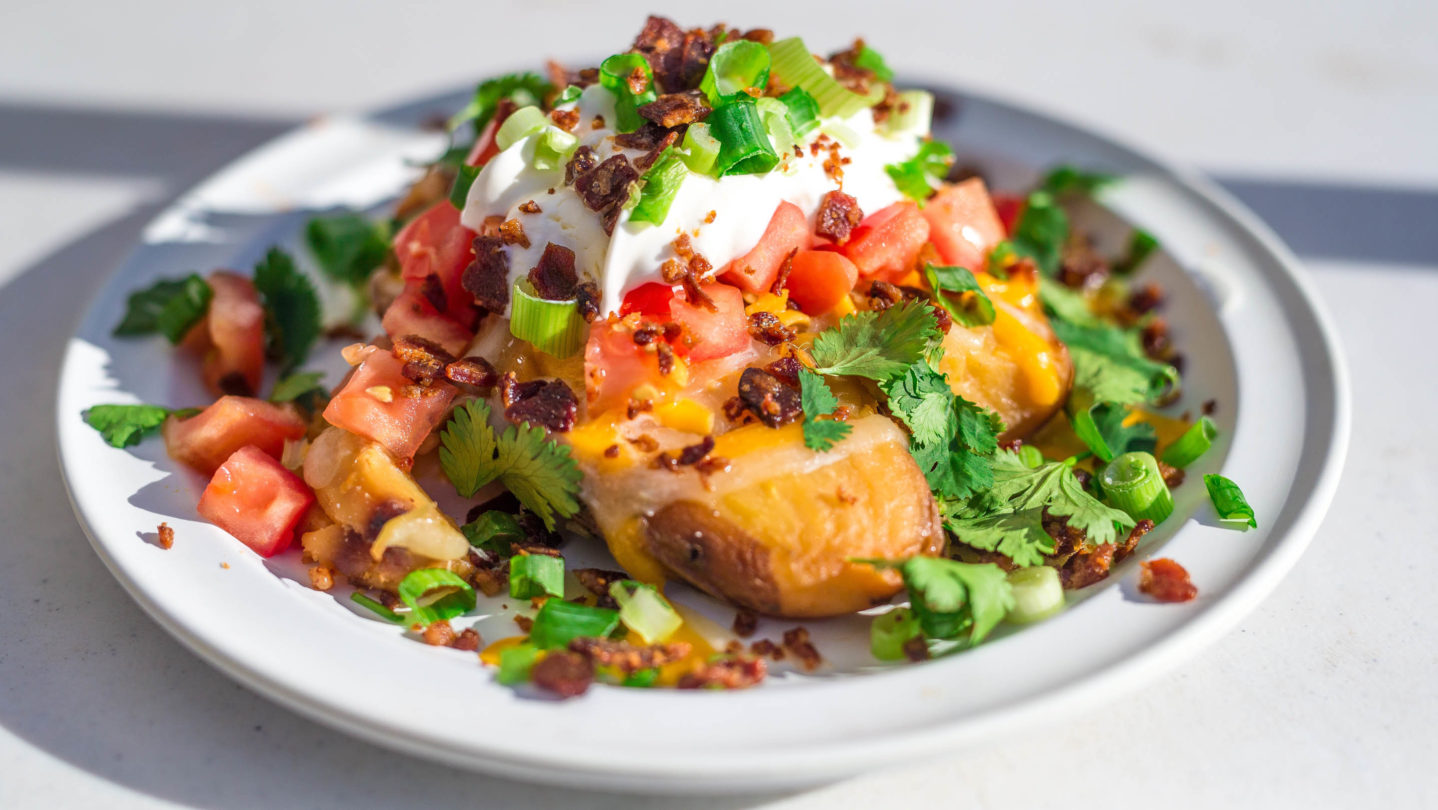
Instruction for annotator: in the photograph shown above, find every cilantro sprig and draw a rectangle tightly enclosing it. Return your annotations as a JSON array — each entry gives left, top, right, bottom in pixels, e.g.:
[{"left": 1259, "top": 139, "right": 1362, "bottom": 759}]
[
  {"left": 860, "top": 557, "right": 1014, "bottom": 647},
  {"left": 798, "top": 369, "right": 852, "bottom": 452},
  {"left": 884, "top": 140, "right": 954, "bottom": 205},
  {"left": 1038, "top": 281, "right": 1179, "bottom": 406},
  {"left": 304, "top": 214, "right": 392, "bottom": 287},
  {"left": 438, "top": 400, "right": 582, "bottom": 531},
  {"left": 810, "top": 300, "right": 939, "bottom": 381},
  {"left": 113, "top": 274, "right": 212, "bottom": 344},
  {"left": 253, "top": 247, "right": 321, "bottom": 374},
  {"left": 84, "top": 403, "right": 190, "bottom": 448}
]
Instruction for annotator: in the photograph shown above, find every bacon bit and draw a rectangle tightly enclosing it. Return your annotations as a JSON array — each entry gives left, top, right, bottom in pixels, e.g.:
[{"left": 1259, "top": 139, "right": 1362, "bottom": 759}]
[
  {"left": 704, "top": 210, "right": 717, "bottom": 224},
  {"left": 655, "top": 342, "right": 677, "bottom": 376},
  {"left": 479, "top": 214, "right": 505, "bottom": 237},
  {"left": 820, "top": 139, "right": 846, "bottom": 185},
  {"left": 626, "top": 399, "right": 655, "bottom": 421},
  {"left": 452, "top": 628, "right": 482, "bottom": 651},
  {"left": 633, "top": 130, "right": 681, "bottom": 172},
  {"left": 732, "top": 610, "right": 758, "bottom": 637},
  {"left": 531, "top": 650, "right": 595, "bottom": 698},
  {"left": 564, "top": 145, "right": 598, "bottom": 185},
  {"left": 528, "top": 242, "right": 579, "bottom": 300},
  {"left": 156, "top": 521, "right": 175, "bottom": 550},
  {"left": 500, "top": 374, "right": 579, "bottom": 433},
  {"left": 591, "top": 114, "right": 606, "bottom": 130},
  {"left": 462, "top": 235, "right": 510, "bottom": 312},
  {"left": 514, "top": 614, "right": 535, "bottom": 633},
  {"left": 443, "top": 356, "right": 498, "bottom": 390},
  {"left": 575, "top": 281, "right": 601, "bottom": 323},
  {"left": 418, "top": 273, "right": 448, "bottom": 312},
  {"left": 569, "top": 637, "right": 692, "bottom": 673},
  {"left": 1139, "top": 558, "right": 1198, "bottom": 603},
  {"left": 518, "top": 199, "right": 542, "bottom": 215},
  {"left": 660, "top": 257, "right": 686, "bottom": 283},
  {"left": 308, "top": 565, "right": 334, "bottom": 591},
  {"left": 902, "top": 635, "right": 930, "bottom": 661},
  {"left": 747, "top": 311, "right": 795, "bottom": 346},
  {"left": 572, "top": 154, "right": 639, "bottom": 235},
  {"left": 722, "top": 395, "right": 756, "bottom": 426},
  {"left": 573, "top": 568, "right": 627, "bottom": 609},
  {"left": 420, "top": 621, "right": 459, "bottom": 647},
  {"left": 815, "top": 190, "right": 863, "bottom": 244},
  {"left": 628, "top": 434, "right": 660, "bottom": 454},
  {"left": 1202, "top": 398, "right": 1218, "bottom": 416},
  {"left": 770, "top": 247, "right": 798, "bottom": 294},
  {"left": 549, "top": 108, "right": 580, "bottom": 132},
  {"left": 750, "top": 638, "right": 784, "bottom": 661},
  {"left": 678, "top": 656, "right": 767, "bottom": 690},
  {"left": 737, "top": 368, "right": 802, "bottom": 427},
  {"left": 782, "top": 627, "right": 822, "bottom": 671},
  {"left": 638, "top": 90, "right": 711, "bottom": 127},
  {"left": 603, "top": 444, "right": 620, "bottom": 459},
  {"left": 498, "top": 218, "right": 530, "bottom": 249},
  {"left": 365, "top": 385, "right": 394, "bottom": 403},
  {"left": 1158, "top": 460, "right": 1186, "bottom": 489},
  {"left": 764, "top": 356, "right": 802, "bottom": 389},
  {"left": 655, "top": 435, "right": 716, "bottom": 472}
]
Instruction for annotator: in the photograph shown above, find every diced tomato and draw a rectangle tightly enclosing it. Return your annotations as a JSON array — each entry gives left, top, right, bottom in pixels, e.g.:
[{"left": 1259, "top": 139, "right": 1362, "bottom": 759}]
[
  {"left": 922, "top": 179, "right": 1006, "bottom": 271},
  {"left": 393, "top": 201, "right": 479, "bottom": 327},
  {"left": 196, "top": 271, "right": 266, "bottom": 398},
  {"left": 381, "top": 286, "right": 473, "bottom": 358},
  {"left": 197, "top": 445, "right": 314, "bottom": 557},
  {"left": 323, "top": 350, "right": 457, "bottom": 460},
  {"left": 619, "top": 282, "right": 677, "bottom": 318},
  {"left": 464, "top": 101, "right": 518, "bottom": 169},
  {"left": 841, "top": 201, "right": 931, "bottom": 282},
  {"left": 164, "top": 396, "right": 308, "bottom": 475},
  {"left": 583, "top": 318, "right": 667, "bottom": 415},
  {"left": 720, "top": 201, "right": 809, "bottom": 294},
  {"left": 669, "top": 282, "right": 747, "bottom": 362},
  {"left": 992, "top": 192, "right": 1024, "bottom": 235},
  {"left": 785, "top": 250, "right": 859, "bottom": 314}
]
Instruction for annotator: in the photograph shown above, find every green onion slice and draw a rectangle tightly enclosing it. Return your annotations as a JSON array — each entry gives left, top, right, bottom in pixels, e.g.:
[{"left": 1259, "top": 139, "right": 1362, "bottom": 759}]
[
  {"left": 885, "top": 140, "right": 953, "bottom": 204},
  {"left": 1017, "top": 444, "right": 1045, "bottom": 469},
  {"left": 396, "top": 569, "right": 476, "bottom": 625},
  {"left": 508, "top": 279, "right": 586, "bottom": 358},
  {"left": 1005, "top": 566, "right": 1065, "bottom": 624},
  {"left": 755, "top": 97, "right": 797, "bottom": 156},
  {"left": 350, "top": 592, "right": 403, "bottom": 623},
  {"left": 598, "top": 53, "right": 657, "bottom": 133},
  {"left": 1099, "top": 452, "right": 1174, "bottom": 525},
  {"left": 1162, "top": 416, "right": 1218, "bottom": 469},
  {"left": 497, "top": 643, "right": 540, "bottom": 684},
  {"left": 768, "top": 37, "right": 883, "bottom": 118},
  {"left": 681, "top": 123, "right": 722, "bottom": 175},
  {"left": 709, "top": 100, "right": 780, "bottom": 176},
  {"left": 630, "top": 147, "right": 688, "bottom": 226},
  {"left": 495, "top": 106, "right": 549, "bottom": 151},
  {"left": 510, "top": 553, "right": 566, "bottom": 599},
  {"left": 699, "top": 40, "right": 771, "bottom": 106},
  {"left": 924, "top": 263, "right": 995, "bottom": 327},
  {"left": 778, "top": 87, "right": 820, "bottom": 140},
  {"left": 1204, "top": 474, "right": 1257, "bottom": 528},
  {"left": 610, "top": 580, "right": 683, "bottom": 644},
  {"left": 553, "top": 85, "right": 582, "bottom": 106},
  {"left": 529, "top": 599, "right": 620, "bottom": 650},
  {"left": 870, "top": 606, "right": 923, "bottom": 661},
  {"left": 532, "top": 126, "right": 578, "bottom": 172},
  {"left": 449, "top": 163, "right": 480, "bottom": 209},
  {"left": 883, "top": 90, "right": 933, "bottom": 135}
]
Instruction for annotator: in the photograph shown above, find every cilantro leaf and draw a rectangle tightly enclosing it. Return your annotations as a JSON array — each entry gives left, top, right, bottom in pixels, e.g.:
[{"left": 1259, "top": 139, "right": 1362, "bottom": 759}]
[
  {"left": 924, "top": 264, "right": 995, "bottom": 327},
  {"left": 810, "top": 300, "right": 940, "bottom": 381},
  {"left": 882, "top": 363, "right": 953, "bottom": 446},
  {"left": 1040, "top": 165, "right": 1115, "bottom": 196},
  {"left": 461, "top": 510, "right": 525, "bottom": 556},
  {"left": 114, "top": 274, "right": 212, "bottom": 343},
  {"left": 253, "top": 247, "right": 321, "bottom": 374},
  {"left": 945, "top": 508, "right": 1054, "bottom": 567},
  {"left": 1113, "top": 228, "right": 1159, "bottom": 276},
  {"left": 883, "top": 363, "right": 1002, "bottom": 502},
  {"left": 305, "top": 214, "right": 392, "bottom": 287},
  {"left": 448, "top": 72, "right": 554, "bottom": 134},
  {"left": 1010, "top": 190, "right": 1069, "bottom": 276},
  {"left": 438, "top": 400, "right": 582, "bottom": 531},
  {"left": 269, "top": 370, "right": 328, "bottom": 413},
  {"left": 84, "top": 404, "right": 174, "bottom": 448},
  {"left": 1070, "top": 401, "right": 1156, "bottom": 463},
  {"left": 798, "top": 369, "right": 852, "bottom": 452},
  {"left": 885, "top": 140, "right": 953, "bottom": 204},
  {"left": 1051, "top": 317, "right": 1179, "bottom": 405},
  {"left": 864, "top": 557, "right": 1014, "bottom": 645},
  {"left": 985, "top": 450, "right": 1135, "bottom": 545}
]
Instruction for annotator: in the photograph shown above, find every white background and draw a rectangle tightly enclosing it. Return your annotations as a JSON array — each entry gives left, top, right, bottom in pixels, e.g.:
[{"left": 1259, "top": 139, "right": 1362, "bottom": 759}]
[{"left": 0, "top": 1, "right": 1434, "bottom": 807}]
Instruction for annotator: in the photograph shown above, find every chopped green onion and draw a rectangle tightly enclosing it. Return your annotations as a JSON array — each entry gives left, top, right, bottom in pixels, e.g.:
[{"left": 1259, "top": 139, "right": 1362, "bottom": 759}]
[
  {"left": 1099, "top": 452, "right": 1174, "bottom": 525},
  {"left": 1005, "top": 566, "right": 1064, "bottom": 624},
  {"left": 1011, "top": 191, "right": 1069, "bottom": 276},
  {"left": 497, "top": 643, "right": 540, "bottom": 684},
  {"left": 598, "top": 53, "right": 657, "bottom": 133},
  {"left": 350, "top": 592, "right": 403, "bottom": 623},
  {"left": 461, "top": 510, "right": 524, "bottom": 556},
  {"left": 495, "top": 106, "right": 548, "bottom": 151},
  {"left": 1162, "top": 417, "right": 1217, "bottom": 469},
  {"left": 1204, "top": 474, "right": 1257, "bottom": 528},
  {"left": 553, "top": 85, "right": 582, "bottom": 106},
  {"left": 768, "top": 37, "right": 883, "bottom": 118},
  {"left": 1114, "top": 228, "right": 1160, "bottom": 275},
  {"left": 1017, "top": 444, "right": 1045, "bottom": 468},
  {"left": 449, "top": 163, "right": 480, "bottom": 209},
  {"left": 756, "top": 97, "right": 797, "bottom": 156},
  {"left": 778, "top": 87, "right": 820, "bottom": 140},
  {"left": 396, "top": 569, "right": 476, "bottom": 625},
  {"left": 853, "top": 44, "right": 894, "bottom": 82},
  {"left": 508, "top": 279, "right": 585, "bottom": 358},
  {"left": 1070, "top": 404, "right": 1112, "bottom": 463},
  {"left": 621, "top": 667, "right": 660, "bottom": 688},
  {"left": 681, "top": 123, "right": 722, "bottom": 175},
  {"left": 819, "top": 119, "right": 860, "bottom": 149},
  {"left": 630, "top": 147, "right": 687, "bottom": 226},
  {"left": 510, "top": 553, "right": 565, "bottom": 599},
  {"left": 709, "top": 100, "right": 780, "bottom": 176},
  {"left": 529, "top": 599, "right": 620, "bottom": 649},
  {"left": 885, "top": 140, "right": 953, "bottom": 204},
  {"left": 532, "top": 126, "right": 578, "bottom": 172},
  {"left": 699, "top": 40, "right": 771, "bottom": 106},
  {"left": 883, "top": 90, "right": 933, "bottom": 135},
  {"left": 610, "top": 580, "right": 683, "bottom": 644},
  {"left": 870, "top": 606, "right": 923, "bottom": 661},
  {"left": 924, "top": 263, "right": 995, "bottom": 327}
]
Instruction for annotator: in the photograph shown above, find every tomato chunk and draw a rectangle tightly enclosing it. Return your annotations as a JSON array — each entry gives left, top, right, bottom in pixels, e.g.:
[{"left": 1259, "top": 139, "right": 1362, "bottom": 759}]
[
  {"left": 197, "top": 271, "right": 266, "bottom": 398},
  {"left": 381, "top": 285, "right": 474, "bottom": 358},
  {"left": 670, "top": 282, "right": 747, "bottom": 362},
  {"left": 922, "top": 179, "right": 1006, "bottom": 271},
  {"left": 786, "top": 250, "right": 859, "bottom": 314},
  {"left": 164, "top": 396, "right": 308, "bottom": 475},
  {"left": 394, "top": 201, "right": 478, "bottom": 328},
  {"left": 323, "top": 349, "right": 456, "bottom": 461},
  {"left": 721, "top": 201, "right": 808, "bottom": 294},
  {"left": 464, "top": 101, "right": 518, "bottom": 169},
  {"left": 583, "top": 318, "right": 667, "bottom": 416},
  {"left": 841, "top": 201, "right": 931, "bottom": 282},
  {"left": 197, "top": 445, "right": 314, "bottom": 557},
  {"left": 619, "top": 282, "right": 676, "bottom": 318},
  {"left": 992, "top": 192, "right": 1024, "bottom": 235}
]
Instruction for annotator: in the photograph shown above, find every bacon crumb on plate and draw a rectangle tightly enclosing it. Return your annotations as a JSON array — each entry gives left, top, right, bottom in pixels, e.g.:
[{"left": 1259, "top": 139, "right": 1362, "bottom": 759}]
[
  {"left": 156, "top": 521, "right": 175, "bottom": 550},
  {"left": 1139, "top": 558, "right": 1198, "bottom": 603}
]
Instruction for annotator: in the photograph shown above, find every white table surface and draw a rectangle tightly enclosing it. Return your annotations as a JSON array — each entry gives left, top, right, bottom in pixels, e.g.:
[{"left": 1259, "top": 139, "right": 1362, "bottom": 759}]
[{"left": 1, "top": 1, "right": 1433, "bottom": 807}]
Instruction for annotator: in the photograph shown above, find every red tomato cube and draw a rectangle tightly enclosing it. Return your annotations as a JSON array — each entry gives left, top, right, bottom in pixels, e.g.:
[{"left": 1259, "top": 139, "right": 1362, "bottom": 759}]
[
  {"left": 381, "top": 285, "right": 474, "bottom": 358},
  {"left": 785, "top": 250, "right": 859, "bottom": 314},
  {"left": 393, "top": 201, "right": 479, "bottom": 328},
  {"left": 669, "top": 282, "right": 748, "bottom": 362},
  {"left": 197, "top": 445, "right": 315, "bottom": 557},
  {"left": 721, "top": 201, "right": 809, "bottom": 294},
  {"left": 921, "top": 179, "right": 1006, "bottom": 272},
  {"left": 323, "top": 349, "right": 456, "bottom": 461},
  {"left": 198, "top": 271, "right": 266, "bottom": 398},
  {"left": 164, "top": 395, "right": 308, "bottom": 475},
  {"left": 841, "top": 201, "right": 931, "bottom": 282}
]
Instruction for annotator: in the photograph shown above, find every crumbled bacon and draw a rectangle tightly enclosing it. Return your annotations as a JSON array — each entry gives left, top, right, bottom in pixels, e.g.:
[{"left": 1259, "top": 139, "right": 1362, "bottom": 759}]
[
  {"left": 633, "top": 130, "right": 681, "bottom": 173},
  {"left": 500, "top": 374, "right": 578, "bottom": 433},
  {"left": 737, "top": 367, "right": 803, "bottom": 428},
  {"left": 732, "top": 610, "right": 758, "bottom": 638},
  {"left": 782, "top": 627, "right": 822, "bottom": 671},
  {"left": 418, "top": 273, "right": 447, "bottom": 313},
  {"left": 633, "top": 15, "right": 707, "bottom": 93},
  {"left": 498, "top": 218, "right": 530, "bottom": 249},
  {"left": 422, "top": 622, "right": 481, "bottom": 650},
  {"left": 764, "top": 356, "right": 802, "bottom": 389},
  {"left": 815, "top": 191, "right": 863, "bottom": 244},
  {"left": 156, "top": 521, "right": 174, "bottom": 550},
  {"left": 656, "top": 435, "right": 716, "bottom": 471},
  {"left": 308, "top": 565, "right": 334, "bottom": 591},
  {"left": 750, "top": 639, "right": 784, "bottom": 661},
  {"left": 569, "top": 637, "right": 692, "bottom": 673},
  {"left": 677, "top": 656, "right": 767, "bottom": 690},
  {"left": 443, "top": 355, "right": 498, "bottom": 390},
  {"left": 461, "top": 235, "right": 510, "bottom": 312},
  {"left": 528, "top": 242, "right": 579, "bottom": 300},
  {"left": 394, "top": 334, "right": 456, "bottom": 384},
  {"left": 573, "top": 568, "right": 628, "bottom": 609},
  {"left": 572, "top": 154, "right": 639, "bottom": 235},
  {"left": 1058, "top": 235, "right": 1110, "bottom": 290},
  {"left": 1159, "top": 460, "right": 1186, "bottom": 489},
  {"left": 747, "top": 311, "right": 795, "bottom": 346},
  {"left": 564, "top": 145, "right": 598, "bottom": 186},
  {"left": 1139, "top": 558, "right": 1198, "bottom": 603},
  {"left": 518, "top": 199, "right": 542, "bottom": 215},
  {"left": 549, "top": 108, "right": 580, "bottom": 132},
  {"left": 531, "top": 651, "right": 594, "bottom": 698},
  {"left": 575, "top": 281, "right": 601, "bottom": 322},
  {"left": 639, "top": 90, "right": 711, "bottom": 127}
]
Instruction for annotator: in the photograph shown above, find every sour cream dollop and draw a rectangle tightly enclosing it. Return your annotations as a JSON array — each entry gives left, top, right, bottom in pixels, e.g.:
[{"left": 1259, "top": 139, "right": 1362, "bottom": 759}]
[{"left": 460, "top": 84, "right": 929, "bottom": 315}]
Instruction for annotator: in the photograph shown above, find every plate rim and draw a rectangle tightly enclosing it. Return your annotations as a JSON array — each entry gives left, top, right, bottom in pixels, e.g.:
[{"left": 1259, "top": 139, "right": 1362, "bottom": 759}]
[{"left": 55, "top": 79, "right": 1350, "bottom": 790}]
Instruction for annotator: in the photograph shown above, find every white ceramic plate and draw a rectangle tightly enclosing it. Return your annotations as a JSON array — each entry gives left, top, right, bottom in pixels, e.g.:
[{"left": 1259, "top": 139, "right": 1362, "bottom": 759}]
[{"left": 56, "top": 83, "right": 1347, "bottom": 792}]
